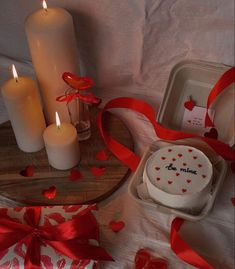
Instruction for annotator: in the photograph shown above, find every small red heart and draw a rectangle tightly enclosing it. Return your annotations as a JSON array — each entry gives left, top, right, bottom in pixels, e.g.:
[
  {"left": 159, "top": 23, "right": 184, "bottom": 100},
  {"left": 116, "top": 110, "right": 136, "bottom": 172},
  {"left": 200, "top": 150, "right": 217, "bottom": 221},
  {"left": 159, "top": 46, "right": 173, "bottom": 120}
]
[
  {"left": 91, "top": 166, "right": 106, "bottom": 177},
  {"left": 230, "top": 162, "right": 235, "bottom": 174},
  {"left": 168, "top": 149, "right": 172, "bottom": 152},
  {"left": 42, "top": 186, "right": 57, "bottom": 199},
  {"left": 172, "top": 158, "right": 176, "bottom": 161},
  {"left": 178, "top": 154, "right": 182, "bottom": 157},
  {"left": 188, "top": 149, "right": 193, "bottom": 153},
  {"left": 156, "top": 177, "right": 161, "bottom": 181},
  {"left": 135, "top": 249, "right": 151, "bottom": 269},
  {"left": 184, "top": 100, "right": 195, "bottom": 111},
  {"left": 193, "top": 156, "right": 197, "bottom": 159},
  {"left": 155, "top": 167, "right": 160, "bottom": 171},
  {"left": 176, "top": 173, "right": 180, "bottom": 176},
  {"left": 183, "top": 163, "right": 187, "bottom": 166},
  {"left": 204, "top": 128, "right": 218, "bottom": 140},
  {"left": 187, "top": 120, "right": 192, "bottom": 123},
  {"left": 231, "top": 198, "right": 235, "bottom": 206},
  {"left": 161, "top": 157, "right": 166, "bottom": 160},
  {"left": 186, "top": 179, "right": 191, "bottom": 183},
  {"left": 202, "top": 175, "right": 207, "bottom": 178},
  {"left": 168, "top": 181, "right": 173, "bottom": 184},
  {"left": 20, "top": 165, "right": 34, "bottom": 177},
  {"left": 198, "top": 164, "right": 202, "bottom": 168},
  {"left": 95, "top": 149, "right": 109, "bottom": 161},
  {"left": 145, "top": 258, "right": 168, "bottom": 269},
  {"left": 182, "top": 188, "right": 187, "bottom": 193},
  {"left": 109, "top": 220, "right": 125, "bottom": 233},
  {"left": 69, "top": 168, "right": 82, "bottom": 181}
]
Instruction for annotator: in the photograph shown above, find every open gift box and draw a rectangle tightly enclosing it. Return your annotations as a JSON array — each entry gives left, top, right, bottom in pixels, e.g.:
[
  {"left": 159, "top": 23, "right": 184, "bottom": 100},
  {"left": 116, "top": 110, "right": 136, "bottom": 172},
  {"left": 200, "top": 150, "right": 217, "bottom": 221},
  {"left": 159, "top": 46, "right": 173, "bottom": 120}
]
[{"left": 128, "top": 60, "right": 234, "bottom": 221}]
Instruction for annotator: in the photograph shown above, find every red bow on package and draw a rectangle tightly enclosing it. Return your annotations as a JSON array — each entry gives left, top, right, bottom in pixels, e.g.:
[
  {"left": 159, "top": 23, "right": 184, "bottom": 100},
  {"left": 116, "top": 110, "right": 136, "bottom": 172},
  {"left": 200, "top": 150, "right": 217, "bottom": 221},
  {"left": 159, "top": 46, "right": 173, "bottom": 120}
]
[
  {"left": 0, "top": 207, "right": 113, "bottom": 269},
  {"left": 56, "top": 72, "right": 101, "bottom": 105}
]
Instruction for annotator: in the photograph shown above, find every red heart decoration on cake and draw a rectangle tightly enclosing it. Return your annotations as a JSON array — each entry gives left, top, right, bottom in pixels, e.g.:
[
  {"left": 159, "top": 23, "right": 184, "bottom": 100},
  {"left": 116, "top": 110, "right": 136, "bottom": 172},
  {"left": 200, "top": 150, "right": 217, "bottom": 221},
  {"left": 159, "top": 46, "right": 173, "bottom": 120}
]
[
  {"left": 42, "top": 186, "right": 57, "bottom": 200},
  {"left": 155, "top": 167, "right": 160, "bottom": 171},
  {"left": 183, "top": 163, "right": 187, "bottom": 166},
  {"left": 135, "top": 249, "right": 151, "bottom": 269},
  {"left": 168, "top": 181, "right": 173, "bottom": 184},
  {"left": 188, "top": 149, "right": 193, "bottom": 153},
  {"left": 69, "top": 168, "right": 82, "bottom": 181},
  {"left": 186, "top": 179, "right": 191, "bottom": 183},
  {"left": 95, "top": 149, "right": 109, "bottom": 161},
  {"left": 198, "top": 164, "right": 202, "bottom": 168},
  {"left": 178, "top": 154, "right": 182, "bottom": 157},
  {"left": 109, "top": 220, "right": 125, "bottom": 233},
  {"left": 231, "top": 198, "right": 235, "bottom": 206},
  {"left": 202, "top": 175, "right": 207, "bottom": 178},
  {"left": 156, "top": 177, "right": 161, "bottom": 181},
  {"left": 161, "top": 157, "right": 166, "bottom": 160},
  {"left": 172, "top": 158, "right": 176, "bottom": 161},
  {"left": 204, "top": 128, "right": 218, "bottom": 140},
  {"left": 184, "top": 100, "right": 195, "bottom": 111},
  {"left": 182, "top": 188, "right": 187, "bottom": 193},
  {"left": 176, "top": 173, "right": 180, "bottom": 176},
  {"left": 193, "top": 156, "right": 197, "bottom": 159},
  {"left": 20, "top": 165, "right": 34, "bottom": 177},
  {"left": 230, "top": 162, "right": 235, "bottom": 174},
  {"left": 168, "top": 149, "right": 172, "bottom": 152},
  {"left": 91, "top": 166, "right": 106, "bottom": 177}
]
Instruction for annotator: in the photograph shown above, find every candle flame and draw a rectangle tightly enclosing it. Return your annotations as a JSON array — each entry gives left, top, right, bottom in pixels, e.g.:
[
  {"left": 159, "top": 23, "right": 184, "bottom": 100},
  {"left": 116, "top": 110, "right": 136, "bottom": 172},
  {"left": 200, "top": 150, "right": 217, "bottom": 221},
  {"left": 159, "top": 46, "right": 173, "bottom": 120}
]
[
  {"left": 55, "top": 112, "right": 61, "bottom": 129},
  {"left": 12, "top": 64, "right": 18, "bottom": 82},
  {"left": 42, "top": 0, "right": 48, "bottom": 10}
]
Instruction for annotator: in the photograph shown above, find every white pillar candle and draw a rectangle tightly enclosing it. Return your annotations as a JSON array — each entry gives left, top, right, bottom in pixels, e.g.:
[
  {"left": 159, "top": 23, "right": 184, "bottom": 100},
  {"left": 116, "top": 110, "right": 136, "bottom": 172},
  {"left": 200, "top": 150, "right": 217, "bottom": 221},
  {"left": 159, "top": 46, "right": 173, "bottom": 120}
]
[
  {"left": 1, "top": 65, "right": 46, "bottom": 152},
  {"left": 43, "top": 112, "right": 80, "bottom": 170},
  {"left": 25, "top": 1, "right": 80, "bottom": 124}
]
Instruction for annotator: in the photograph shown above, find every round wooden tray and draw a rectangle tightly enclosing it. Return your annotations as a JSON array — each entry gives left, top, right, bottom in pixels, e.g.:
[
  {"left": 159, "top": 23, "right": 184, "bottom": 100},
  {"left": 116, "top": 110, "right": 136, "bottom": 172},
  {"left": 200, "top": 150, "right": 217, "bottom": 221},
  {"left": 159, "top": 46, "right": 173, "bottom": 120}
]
[{"left": 0, "top": 109, "right": 133, "bottom": 205}]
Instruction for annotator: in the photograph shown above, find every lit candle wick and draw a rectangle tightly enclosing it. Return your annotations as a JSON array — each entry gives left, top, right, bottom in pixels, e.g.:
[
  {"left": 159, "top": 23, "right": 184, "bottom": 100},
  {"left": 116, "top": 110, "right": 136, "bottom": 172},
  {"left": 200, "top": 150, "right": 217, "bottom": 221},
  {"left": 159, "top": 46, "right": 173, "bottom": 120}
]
[
  {"left": 12, "top": 64, "right": 19, "bottom": 83},
  {"left": 42, "top": 0, "right": 48, "bottom": 12},
  {"left": 55, "top": 111, "right": 61, "bottom": 130}
]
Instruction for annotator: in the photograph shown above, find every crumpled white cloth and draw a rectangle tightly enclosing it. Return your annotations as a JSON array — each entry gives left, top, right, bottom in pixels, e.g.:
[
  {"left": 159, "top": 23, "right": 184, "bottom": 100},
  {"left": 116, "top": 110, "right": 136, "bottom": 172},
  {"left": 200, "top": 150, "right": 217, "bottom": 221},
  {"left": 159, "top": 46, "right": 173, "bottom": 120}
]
[{"left": 0, "top": 0, "right": 234, "bottom": 268}]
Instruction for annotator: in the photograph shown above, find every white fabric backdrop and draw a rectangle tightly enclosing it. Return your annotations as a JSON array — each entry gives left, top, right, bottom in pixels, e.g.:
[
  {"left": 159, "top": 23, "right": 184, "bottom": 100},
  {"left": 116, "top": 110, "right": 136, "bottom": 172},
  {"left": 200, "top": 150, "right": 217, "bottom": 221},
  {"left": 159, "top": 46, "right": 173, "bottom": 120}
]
[{"left": 0, "top": 0, "right": 234, "bottom": 268}]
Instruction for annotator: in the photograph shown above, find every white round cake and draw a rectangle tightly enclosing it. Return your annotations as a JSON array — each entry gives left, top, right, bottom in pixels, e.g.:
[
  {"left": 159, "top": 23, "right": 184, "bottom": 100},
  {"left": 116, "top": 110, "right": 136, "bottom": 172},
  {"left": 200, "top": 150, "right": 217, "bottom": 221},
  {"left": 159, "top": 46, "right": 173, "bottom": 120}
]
[{"left": 143, "top": 145, "right": 213, "bottom": 211}]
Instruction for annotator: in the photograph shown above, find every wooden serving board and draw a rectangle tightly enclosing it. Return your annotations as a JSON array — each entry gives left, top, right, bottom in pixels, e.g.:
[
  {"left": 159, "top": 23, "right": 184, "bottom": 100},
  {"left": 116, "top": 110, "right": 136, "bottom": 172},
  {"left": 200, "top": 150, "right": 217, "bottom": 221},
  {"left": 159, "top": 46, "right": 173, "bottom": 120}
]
[{"left": 0, "top": 109, "right": 133, "bottom": 205}]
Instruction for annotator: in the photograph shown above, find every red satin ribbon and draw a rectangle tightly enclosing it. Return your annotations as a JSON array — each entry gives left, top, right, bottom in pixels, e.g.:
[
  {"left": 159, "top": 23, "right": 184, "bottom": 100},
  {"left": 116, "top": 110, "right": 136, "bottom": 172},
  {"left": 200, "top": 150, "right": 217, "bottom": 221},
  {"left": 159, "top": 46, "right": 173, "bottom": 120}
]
[
  {"left": 97, "top": 68, "right": 234, "bottom": 269},
  {"left": 0, "top": 207, "right": 113, "bottom": 268},
  {"left": 205, "top": 67, "right": 235, "bottom": 127}
]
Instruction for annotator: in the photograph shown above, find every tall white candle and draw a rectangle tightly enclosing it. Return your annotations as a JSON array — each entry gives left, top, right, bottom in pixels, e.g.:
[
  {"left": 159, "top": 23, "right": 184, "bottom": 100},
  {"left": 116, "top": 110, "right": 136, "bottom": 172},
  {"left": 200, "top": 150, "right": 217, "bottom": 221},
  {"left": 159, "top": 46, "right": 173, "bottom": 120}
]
[
  {"left": 43, "top": 112, "right": 80, "bottom": 170},
  {"left": 25, "top": 1, "right": 80, "bottom": 124},
  {"left": 1, "top": 65, "right": 46, "bottom": 152}
]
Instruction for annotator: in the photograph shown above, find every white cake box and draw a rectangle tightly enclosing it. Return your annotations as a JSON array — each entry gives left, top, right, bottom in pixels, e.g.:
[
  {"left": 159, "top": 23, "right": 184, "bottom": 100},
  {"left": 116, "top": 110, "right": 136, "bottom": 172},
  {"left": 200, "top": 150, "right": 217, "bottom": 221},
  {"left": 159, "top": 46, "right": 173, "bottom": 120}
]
[{"left": 128, "top": 60, "right": 233, "bottom": 221}]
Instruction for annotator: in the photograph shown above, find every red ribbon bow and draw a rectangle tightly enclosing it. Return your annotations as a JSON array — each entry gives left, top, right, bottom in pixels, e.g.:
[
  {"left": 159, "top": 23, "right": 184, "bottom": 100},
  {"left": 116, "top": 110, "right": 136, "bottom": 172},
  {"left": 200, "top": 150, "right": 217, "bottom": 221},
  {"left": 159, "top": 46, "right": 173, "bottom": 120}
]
[
  {"left": 0, "top": 207, "right": 113, "bottom": 269},
  {"left": 56, "top": 72, "right": 101, "bottom": 105}
]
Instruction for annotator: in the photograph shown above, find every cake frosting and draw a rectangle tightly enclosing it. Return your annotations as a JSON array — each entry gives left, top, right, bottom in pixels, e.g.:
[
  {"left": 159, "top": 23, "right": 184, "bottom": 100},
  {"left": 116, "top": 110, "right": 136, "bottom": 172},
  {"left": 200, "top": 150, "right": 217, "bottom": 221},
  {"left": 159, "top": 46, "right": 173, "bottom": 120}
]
[{"left": 143, "top": 145, "right": 213, "bottom": 211}]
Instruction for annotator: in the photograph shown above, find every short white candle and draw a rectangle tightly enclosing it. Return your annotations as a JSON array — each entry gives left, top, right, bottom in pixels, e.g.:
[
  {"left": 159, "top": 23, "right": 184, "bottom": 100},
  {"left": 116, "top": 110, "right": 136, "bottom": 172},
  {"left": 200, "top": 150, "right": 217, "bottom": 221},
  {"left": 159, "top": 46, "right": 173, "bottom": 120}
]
[
  {"left": 1, "top": 65, "right": 46, "bottom": 152},
  {"left": 25, "top": 0, "right": 80, "bottom": 124},
  {"left": 43, "top": 112, "right": 80, "bottom": 170}
]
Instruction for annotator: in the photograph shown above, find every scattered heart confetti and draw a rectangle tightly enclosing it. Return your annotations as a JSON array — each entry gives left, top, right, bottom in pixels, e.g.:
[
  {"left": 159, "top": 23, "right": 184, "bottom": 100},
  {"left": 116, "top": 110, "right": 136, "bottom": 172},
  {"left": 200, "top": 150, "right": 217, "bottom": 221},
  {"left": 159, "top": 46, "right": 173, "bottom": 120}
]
[
  {"left": 135, "top": 249, "right": 151, "bottom": 269},
  {"left": 231, "top": 198, "right": 235, "bottom": 206},
  {"left": 91, "top": 166, "right": 106, "bottom": 177},
  {"left": 182, "top": 188, "right": 187, "bottom": 193},
  {"left": 230, "top": 162, "right": 235, "bottom": 174},
  {"left": 69, "top": 168, "right": 82, "bottom": 181},
  {"left": 109, "top": 220, "right": 125, "bottom": 233},
  {"left": 184, "top": 100, "right": 195, "bottom": 111},
  {"left": 42, "top": 186, "right": 57, "bottom": 200},
  {"left": 95, "top": 149, "right": 109, "bottom": 161},
  {"left": 20, "top": 165, "right": 34, "bottom": 177},
  {"left": 204, "top": 128, "right": 218, "bottom": 140}
]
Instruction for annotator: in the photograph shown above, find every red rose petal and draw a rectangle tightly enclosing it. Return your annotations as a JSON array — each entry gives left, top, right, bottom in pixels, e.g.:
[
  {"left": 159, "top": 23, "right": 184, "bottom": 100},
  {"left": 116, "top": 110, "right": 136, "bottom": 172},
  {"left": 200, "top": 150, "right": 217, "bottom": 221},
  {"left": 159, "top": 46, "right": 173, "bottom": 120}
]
[
  {"left": 69, "top": 168, "right": 82, "bottom": 181},
  {"left": 184, "top": 100, "right": 195, "bottom": 111},
  {"left": 231, "top": 198, "right": 235, "bottom": 206},
  {"left": 109, "top": 220, "right": 125, "bottom": 233},
  {"left": 95, "top": 149, "right": 109, "bottom": 161},
  {"left": 42, "top": 186, "right": 57, "bottom": 200},
  {"left": 135, "top": 249, "right": 151, "bottom": 269},
  {"left": 91, "top": 166, "right": 106, "bottom": 177},
  {"left": 20, "top": 165, "right": 34, "bottom": 177}
]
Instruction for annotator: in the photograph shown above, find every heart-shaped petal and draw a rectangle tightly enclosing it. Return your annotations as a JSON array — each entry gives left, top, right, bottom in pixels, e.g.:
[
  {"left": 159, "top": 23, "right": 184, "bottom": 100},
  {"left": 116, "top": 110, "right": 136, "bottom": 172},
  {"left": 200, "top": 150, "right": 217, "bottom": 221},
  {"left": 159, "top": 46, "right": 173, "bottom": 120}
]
[
  {"left": 20, "top": 165, "right": 34, "bottom": 177},
  {"left": 109, "top": 220, "right": 125, "bottom": 233},
  {"left": 42, "top": 186, "right": 57, "bottom": 200},
  {"left": 91, "top": 166, "right": 106, "bottom": 177},
  {"left": 95, "top": 149, "right": 109, "bottom": 161},
  {"left": 184, "top": 100, "right": 195, "bottom": 111},
  {"left": 135, "top": 249, "right": 151, "bottom": 269},
  {"left": 204, "top": 128, "right": 218, "bottom": 139},
  {"left": 69, "top": 168, "right": 82, "bottom": 181}
]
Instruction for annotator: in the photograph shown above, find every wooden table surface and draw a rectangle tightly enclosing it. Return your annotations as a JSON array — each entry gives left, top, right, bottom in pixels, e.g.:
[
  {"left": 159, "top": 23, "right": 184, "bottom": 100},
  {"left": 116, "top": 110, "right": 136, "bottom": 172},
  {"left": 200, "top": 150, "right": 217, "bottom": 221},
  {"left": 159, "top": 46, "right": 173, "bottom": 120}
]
[{"left": 0, "top": 109, "right": 133, "bottom": 205}]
